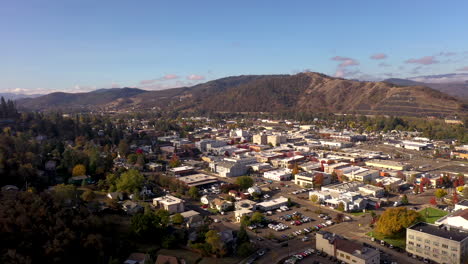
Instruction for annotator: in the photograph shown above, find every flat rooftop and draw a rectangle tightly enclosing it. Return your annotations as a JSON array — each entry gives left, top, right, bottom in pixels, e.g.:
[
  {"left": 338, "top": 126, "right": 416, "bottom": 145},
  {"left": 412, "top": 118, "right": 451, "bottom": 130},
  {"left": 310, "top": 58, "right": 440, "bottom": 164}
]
[
  {"left": 409, "top": 222, "right": 468, "bottom": 242},
  {"left": 177, "top": 173, "right": 218, "bottom": 187}
]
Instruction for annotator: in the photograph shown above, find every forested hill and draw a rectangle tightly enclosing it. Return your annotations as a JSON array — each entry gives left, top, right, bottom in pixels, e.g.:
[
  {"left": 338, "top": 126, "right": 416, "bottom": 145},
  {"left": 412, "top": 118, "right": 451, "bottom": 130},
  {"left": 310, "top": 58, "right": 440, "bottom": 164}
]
[{"left": 17, "top": 73, "right": 468, "bottom": 117}]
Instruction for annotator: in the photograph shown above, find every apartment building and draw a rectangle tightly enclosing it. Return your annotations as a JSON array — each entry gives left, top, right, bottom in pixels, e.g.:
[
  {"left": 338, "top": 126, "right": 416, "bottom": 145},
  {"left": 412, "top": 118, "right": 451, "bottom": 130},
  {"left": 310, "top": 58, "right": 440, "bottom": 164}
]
[
  {"left": 406, "top": 223, "right": 468, "bottom": 264},
  {"left": 253, "top": 133, "right": 268, "bottom": 145},
  {"left": 316, "top": 231, "right": 380, "bottom": 264}
]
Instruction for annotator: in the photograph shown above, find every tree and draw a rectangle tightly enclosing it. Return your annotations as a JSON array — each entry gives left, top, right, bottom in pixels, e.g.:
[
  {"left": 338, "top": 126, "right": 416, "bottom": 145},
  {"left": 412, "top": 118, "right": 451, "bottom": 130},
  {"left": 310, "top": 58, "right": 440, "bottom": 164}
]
[
  {"left": 435, "top": 189, "right": 448, "bottom": 199},
  {"left": 401, "top": 194, "right": 409, "bottom": 205},
  {"left": 452, "top": 192, "right": 459, "bottom": 204},
  {"left": 116, "top": 169, "right": 144, "bottom": 193},
  {"left": 205, "top": 230, "right": 226, "bottom": 257},
  {"left": 188, "top": 186, "right": 200, "bottom": 199},
  {"left": 334, "top": 213, "right": 345, "bottom": 223},
  {"left": 375, "top": 208, "right": 421, "bottom": 236},
  {"left": 118, "top": 140, "right": 129, "bottom": 156},
  {"left": 237, "top": 242, "right": 254, "bottom": 257},
  {"left": 127, "top": 154, "right": 138, "bottom": 164},
  {"left": 236, "top": 176, "right": 254, "bottom": 190},
  {"left": 131, "top": 209, "right": 170, "bottom": 242},
  {"left": 429, "top": 197, "right": 437, "bottom": 206},
  {"left": 250, "top": 212, "right": 265, "bottom": 224},
  {"left": 169, "top": 154, "right": 181, "bottom": 168},
  {"left": 310, "top": 194, "right": 319, "bottom": 203},
  {"left": 72, "top": 164, "right": 86, "bottom": 176},
  {"left": 314, "top": 173, "right": 324, "bottom": 188},
  {"left": 172, "top": 213, "right": 184, "bottom": 225},
  {"left": 53, "top": 184, "right": 78, "bottom": 203},
  {"left": 337, "top": 202, "right": 345, "bottom": 212},
  {"left": 463, "top": 187, "right": 468, "bottom": 199},
  {"left": 291, "top": 163, "right": 299, "bottom": 175},
  {"left": 81, "top": 189, "right": 96, "bottom": 202}
]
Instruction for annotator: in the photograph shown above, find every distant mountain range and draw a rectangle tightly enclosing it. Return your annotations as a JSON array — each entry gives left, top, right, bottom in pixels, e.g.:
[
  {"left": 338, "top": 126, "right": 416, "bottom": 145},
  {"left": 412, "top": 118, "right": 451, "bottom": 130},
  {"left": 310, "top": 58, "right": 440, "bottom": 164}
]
[
  {"left": 0, "top": 93, "right": 43, "bottom": 101},
  {"left": 17, "top": 72, "right": 467, "bottom": 117},
  {"left": 384, "top": 75, "right": 468, "bottom": 101}
]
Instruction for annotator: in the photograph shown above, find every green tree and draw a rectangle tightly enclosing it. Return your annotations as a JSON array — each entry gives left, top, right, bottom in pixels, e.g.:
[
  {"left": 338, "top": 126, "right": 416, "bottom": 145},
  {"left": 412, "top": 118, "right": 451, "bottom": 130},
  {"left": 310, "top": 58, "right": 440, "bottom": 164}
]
[
  {"left": 401, "top": 194, "right": 409, "bottom": 205},
  {"left": 188, "top": 186, "right": 200, "bottom": 199},
  {"left": 172, "top": 213, "right": 184, "bottom": 225},
  {"left": 53, "top": 184, "right": 78, "bottom": 203},
  {"left": 236, "top": 176, "right": 254, "bottom": 190},
  {"left": 375, "top": 208, "right": 421, "bottom": 236},
  {"left": 205, "top": 230, "right": 226, "bottom": 257},
  {"left": 116, "top": 169, "right": 144, "bottom": 193},
  {"left": 72, "top": 164, "right": 86, "bottom": 176},
  {"left": 127, "top": 154, "right": 138, "bottom": 164},
  {"left": 237, "top": 242, "right": 254, "bottom": 257},
  {"left": 131, "top": 209, "right": 170, "bottom": 242},
  {"left": 250, "top": 212, "right": 265, "bottom": 224},
  {"left": 435, "top": 189, "right": 448, "bottom": 199}
]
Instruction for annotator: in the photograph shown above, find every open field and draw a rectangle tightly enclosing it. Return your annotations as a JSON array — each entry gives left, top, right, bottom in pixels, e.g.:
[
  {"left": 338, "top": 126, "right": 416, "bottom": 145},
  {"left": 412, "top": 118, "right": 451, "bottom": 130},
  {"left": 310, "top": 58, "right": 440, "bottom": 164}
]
[{"left": 419, "top": 207, "right": 448, "bottom": 224}]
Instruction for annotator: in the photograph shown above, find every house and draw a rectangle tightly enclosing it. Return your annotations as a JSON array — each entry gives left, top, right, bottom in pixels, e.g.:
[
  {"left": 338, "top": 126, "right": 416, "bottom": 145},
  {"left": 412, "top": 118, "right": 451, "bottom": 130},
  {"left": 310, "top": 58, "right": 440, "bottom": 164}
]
[
  {"left": 124, "top": 253, "right": 150, "bottom": 264},
  {"left": 178, "top": 210, "right": 204, "bottom": 228},
  {"left": 235, "top": 199, "right": 257, "bottom": 211},
  {"left": 122, "top": 200, "right": 144, "bottom": 215},
  {"left": 153, "top": 195, "right": 185, "bottom": 214},
  {"left": 210, "top": 198, "right": 233, "bottom": 212},
  {"left": 316, "top": 231, "right": 380, "bottom": 264},
  {"left": 200, "top": 194, "right": 216, "bottom": 205}
]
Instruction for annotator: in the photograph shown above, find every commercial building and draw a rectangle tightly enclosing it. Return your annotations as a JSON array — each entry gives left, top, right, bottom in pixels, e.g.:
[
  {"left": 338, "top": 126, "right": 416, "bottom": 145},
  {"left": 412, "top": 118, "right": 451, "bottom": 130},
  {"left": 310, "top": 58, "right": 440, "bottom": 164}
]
[
  {"left": 294, "top": 171, "right": 332, "bottom": 187},
  {"left": 253, "top": 133, "right": 268, "bottom": 145},
  {"left": 177, "top": 173, "right": 219, "bottom": 188},
  {"left": 267, "top": 134, "right": 287, "bottom": 146},
  {"left": 435, "top": 209, "right": 468, "bottom": 231},
  {"left": 316, "top": 231, "right": 380, "bottom": 264},
  {"left": 406, "top": 222, "right": 468, "bottom": 264},
  {"left": 365, "top": 159, "right": 409, "bottom": 171},
  {"left": 263, "top": 168, "right": 292, "bottom": 181},
  {"left": 153, "top": 195, "right": 185, "bottom": 214},
  {"left": 257, "top": 196, "right": 288, "bottom": 211}
]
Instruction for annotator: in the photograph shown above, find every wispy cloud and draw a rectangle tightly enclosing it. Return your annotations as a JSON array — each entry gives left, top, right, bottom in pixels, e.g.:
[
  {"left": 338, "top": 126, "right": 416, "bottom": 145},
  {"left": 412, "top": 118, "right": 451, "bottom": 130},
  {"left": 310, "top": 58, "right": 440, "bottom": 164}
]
[
  {"left": 405, "top": 56, "right": 439, "bottom": 65},
  {"left": 331, "top": 56, "right": 359, "bottom": 77},
  {"left": 437, "top": 51, "right": 457, "bottom": 57},
  {"left": 139, "top": 74, "right": 180, "bottom": 85},
  {"left": 378, "top": 62, "right": 391, "bottom": 67},
  {"left": 370, "top": 53, "right": 387, "bottom": 60},
  {"left": 457, "top": 66, "right": 468, "bottom": 72},
  {"left": 187, "top": 74, "right": 205, "bottom": 81}
]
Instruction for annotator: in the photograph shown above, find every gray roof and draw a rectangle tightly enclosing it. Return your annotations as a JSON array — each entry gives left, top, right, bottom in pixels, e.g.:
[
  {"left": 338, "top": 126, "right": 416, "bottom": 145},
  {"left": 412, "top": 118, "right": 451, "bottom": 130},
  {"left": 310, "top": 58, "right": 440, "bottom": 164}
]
[{"left": 409, "top": 222, "right": 468, "bottom": 242}]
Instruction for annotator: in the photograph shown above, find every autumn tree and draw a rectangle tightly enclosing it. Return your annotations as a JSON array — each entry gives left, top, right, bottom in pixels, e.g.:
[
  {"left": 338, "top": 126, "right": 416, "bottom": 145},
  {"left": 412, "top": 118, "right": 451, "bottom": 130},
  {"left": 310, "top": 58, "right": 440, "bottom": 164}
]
[
  {"left": 310, "top": 194, "right": 319, "bottom": 203},
  {"left": 72, "top": 164, "right": 86, "bottom": 176},
  {"left": 291, "top": 163, "right": 299, "bottom": 175},
  {"left": 337, "top": 202, "right": 345, "bottom": 212},
  {"left": 375, "top": 208, "right": 421, "bottom": 236},
  {"left": 169, "top": 154, "right": 181, "bottom": 168},
  {"left": 81, "top": 189, "right": 96, "bottom": 202},
  {"left": 429, "top": 197, "right": 437, "bottom": 206},
  {"left": 452, "top": 192, "right": 459, "bottom": 204},
  {"left": 314, "top": 173, "right": 324, "bottom": 188},
  {"left": 435, "top": 189, "right": 448, "bottom": 200}
]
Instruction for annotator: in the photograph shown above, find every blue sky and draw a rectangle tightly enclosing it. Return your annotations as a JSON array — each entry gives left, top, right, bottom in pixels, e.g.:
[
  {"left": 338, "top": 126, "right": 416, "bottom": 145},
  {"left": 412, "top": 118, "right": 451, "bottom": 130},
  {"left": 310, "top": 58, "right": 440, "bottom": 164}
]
[{"left": 1, "top": 0, "right": 468, "bottom": 94}]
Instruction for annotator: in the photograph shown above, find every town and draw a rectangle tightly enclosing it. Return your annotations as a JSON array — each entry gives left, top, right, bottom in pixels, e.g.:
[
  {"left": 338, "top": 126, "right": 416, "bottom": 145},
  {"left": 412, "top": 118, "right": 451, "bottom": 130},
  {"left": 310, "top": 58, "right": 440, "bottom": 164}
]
[{"left": 2, "top": 107, "right": 466, "bottom": 264}]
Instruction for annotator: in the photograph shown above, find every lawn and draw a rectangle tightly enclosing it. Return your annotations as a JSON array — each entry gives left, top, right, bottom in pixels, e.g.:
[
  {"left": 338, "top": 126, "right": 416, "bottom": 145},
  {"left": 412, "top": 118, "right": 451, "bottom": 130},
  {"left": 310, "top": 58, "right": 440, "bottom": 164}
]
[
  {"left": 419, "top": 207, "right": 448, "bottom": 224},
  {"left": 350, "top": 210, "right": 374, "bottom": 217},
  {"left": 366, "top": 231, "right": 406, "bottom": 249}
]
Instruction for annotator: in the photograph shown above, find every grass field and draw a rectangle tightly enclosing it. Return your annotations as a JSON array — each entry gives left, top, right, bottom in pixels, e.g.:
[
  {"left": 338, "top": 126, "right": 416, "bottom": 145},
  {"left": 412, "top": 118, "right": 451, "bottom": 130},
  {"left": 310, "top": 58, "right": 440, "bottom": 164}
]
[
  {"left": 419, "top": 207, "right": 448, "bottom": 224},
  {"left": 366, "top": 231, "right": 406, "bottom": 249}
]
